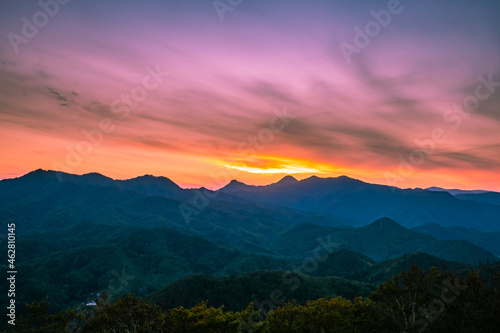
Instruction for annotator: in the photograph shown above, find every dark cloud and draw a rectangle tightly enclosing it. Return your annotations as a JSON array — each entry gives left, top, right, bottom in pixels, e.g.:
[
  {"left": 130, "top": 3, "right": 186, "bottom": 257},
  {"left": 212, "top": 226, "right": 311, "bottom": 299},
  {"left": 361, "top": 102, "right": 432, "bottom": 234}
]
[
  {"left": 0, "top": 60, "right": 15, "bottom": 67},
  {"left": 350, "top": 55, "right": 430, "bottom": 120},
  {"left": 473, "top": 73, "right": 500, "bottom": 122},
  {"left": 279, "top": 117, "right": 346, "bottom": 152},
  {"left": 48, "top": 88, "right": 69, "bottom": 102},
  {"left": 83, "top": 101, "right": 113, "bottom": 118},
  {"left": 241, "top": 80, "right": 300, "bottom": 105},
  {"left": 37, "top": 71, "right": 52, "bottom": 80},
  {"left": 133, "top": 136, "right": 178, "bottom": 150},
  {"left": 434, "top": 151, "right": 500, "bottom": 170}
]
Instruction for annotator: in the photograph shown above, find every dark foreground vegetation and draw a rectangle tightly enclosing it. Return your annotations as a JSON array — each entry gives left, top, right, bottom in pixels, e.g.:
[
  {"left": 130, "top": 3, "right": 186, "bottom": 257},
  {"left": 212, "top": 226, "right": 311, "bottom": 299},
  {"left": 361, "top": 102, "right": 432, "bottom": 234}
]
[{"left": 5, "top": 264, "right": 500, "bottom": 333}]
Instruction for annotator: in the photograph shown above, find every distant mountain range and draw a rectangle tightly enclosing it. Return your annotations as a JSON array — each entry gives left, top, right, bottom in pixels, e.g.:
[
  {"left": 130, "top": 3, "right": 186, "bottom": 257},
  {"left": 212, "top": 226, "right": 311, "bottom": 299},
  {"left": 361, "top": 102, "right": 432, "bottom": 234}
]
[
  {"left": 425, "top": 186, "right": 492, "bottom": 195},
  {"left": 425, "top": 186, "right": 500, "bottom": 206},
  {"left": 1, "top": 169, "right": 499, "bottom": 312},
  {"left": 220, "top": 174, "right": 500, "bottom": 231},
  {"left": 412, "top": 223, "right": 500, "bottom": 256},
  {"left": 273, "top": 217, "right": 497, "bottom": 264}
]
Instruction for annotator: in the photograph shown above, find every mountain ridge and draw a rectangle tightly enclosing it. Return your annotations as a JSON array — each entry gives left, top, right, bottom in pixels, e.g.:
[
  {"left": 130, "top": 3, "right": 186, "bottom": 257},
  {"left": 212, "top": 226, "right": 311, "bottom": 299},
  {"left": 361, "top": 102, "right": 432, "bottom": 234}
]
[{"left": 2, "top": 169, "right": 499, "bottom": 316}]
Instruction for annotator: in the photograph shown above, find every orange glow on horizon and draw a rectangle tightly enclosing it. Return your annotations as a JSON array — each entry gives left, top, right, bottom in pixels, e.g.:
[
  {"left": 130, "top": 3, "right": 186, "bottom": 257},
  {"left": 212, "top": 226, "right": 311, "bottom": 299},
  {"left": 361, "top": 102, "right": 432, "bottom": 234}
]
[{"left": 212, "top": 155, "right": 337, "bottom": 175}]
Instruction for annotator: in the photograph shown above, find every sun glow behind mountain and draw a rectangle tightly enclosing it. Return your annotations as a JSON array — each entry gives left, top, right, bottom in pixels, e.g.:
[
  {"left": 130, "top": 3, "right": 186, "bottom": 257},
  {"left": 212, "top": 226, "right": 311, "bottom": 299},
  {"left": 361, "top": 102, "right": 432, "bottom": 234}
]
[{"left": 215, "top": 155, "right": 335, "bottom": 175}]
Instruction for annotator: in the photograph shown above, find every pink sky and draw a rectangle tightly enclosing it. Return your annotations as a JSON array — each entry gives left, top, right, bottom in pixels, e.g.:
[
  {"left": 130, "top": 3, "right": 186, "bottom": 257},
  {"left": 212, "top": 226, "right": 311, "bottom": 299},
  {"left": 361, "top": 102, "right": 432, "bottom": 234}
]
[{"left": 0, "top": 0, "right": 499, "bottom": 191}]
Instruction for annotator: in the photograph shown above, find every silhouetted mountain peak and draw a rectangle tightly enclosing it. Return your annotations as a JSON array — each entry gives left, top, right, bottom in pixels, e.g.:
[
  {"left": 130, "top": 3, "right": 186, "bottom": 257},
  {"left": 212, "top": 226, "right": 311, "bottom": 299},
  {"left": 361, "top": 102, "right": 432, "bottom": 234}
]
[
  {"left": 21, "top": 169, "right": 112, "bottom": 185},
  {"left": 82, "top": 172, "right": 113, "bottom": 181},
  {"left": 228, "top": 179, "right": 246, "bottom": 186},
  {"left": 221, "top": 179, "right": 252, "bottom": 192},
  {"left": 274, "top": 175, "right": 299, "bottom": 186},
  {"left": 336, "top": 175, "right": 354, "bottom": 180},
  {"left": 24, "top": 169, "right": 61, "bottom": 178},
  {"left": 365, "top": 217, "right": 405, "bottom": 230},
  {"left": 301, "top": 175, "right": 364, "bottom": 185},
  {"left": 123, "top": 174, "right": 180, "bottom": 189},
  {"left": 15, "top": 169, "right": 62, "bottom": 183},
  {"left": 304, "top": 175, "right": 321, "bottom": 181},
  {"left": 29, "top": 168, "right": 47, "bottom": 174}
]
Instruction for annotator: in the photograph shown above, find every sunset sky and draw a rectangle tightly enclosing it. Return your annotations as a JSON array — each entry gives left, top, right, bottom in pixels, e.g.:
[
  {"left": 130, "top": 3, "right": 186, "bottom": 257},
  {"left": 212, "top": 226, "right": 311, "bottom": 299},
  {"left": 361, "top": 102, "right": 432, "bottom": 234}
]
[{"left": 1, "top": 0, "right": 499, "bottom": 190}]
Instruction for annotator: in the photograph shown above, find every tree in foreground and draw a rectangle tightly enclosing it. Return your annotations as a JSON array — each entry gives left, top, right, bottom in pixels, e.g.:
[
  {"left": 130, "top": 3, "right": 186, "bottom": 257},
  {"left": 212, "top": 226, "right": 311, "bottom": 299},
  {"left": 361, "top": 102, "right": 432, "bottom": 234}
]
[
  {"left": 267, "top": 297, "right": 388, "bottom": 333},
  {"left": 5, "top": 263, "right": 499, "bottom": 333},
  {"left": 371, "top": 264, "right": 500, "bottom": 333}
]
